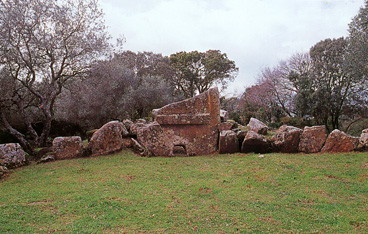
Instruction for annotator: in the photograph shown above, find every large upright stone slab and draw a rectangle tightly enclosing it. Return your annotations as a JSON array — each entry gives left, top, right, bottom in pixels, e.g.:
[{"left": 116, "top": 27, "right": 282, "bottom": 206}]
[
  {"left": 241, "top": 131, "right": 271, "bottom": 154},
  {"left": 298, "top": 125, "right": 328, "bottom": 153},
  {"left": 271, "top": 125, "right": 303, "bottom": 153},
  {"left": 87, "top": 121, "right": 127, "bottom": 156},
  {"left": 219, "top": 130, "right": 240, "bottom": 154},
  {"left": 321, "top": 129, "right": 357, "bottom": 153},
  {"left": 53, "top": 136, "right": 83, "bottom": 160},
  {"left": 147, "top": 87, "right": 221, "bottom": 156}
]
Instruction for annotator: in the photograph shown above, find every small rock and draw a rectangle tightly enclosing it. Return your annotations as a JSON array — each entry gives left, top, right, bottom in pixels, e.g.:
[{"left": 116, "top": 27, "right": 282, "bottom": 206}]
[
  {"left": 131, "top": 138, "right": 146, "bottom": 155},
  {"left": 258, "top": 155, "right": 265, "bottom": 158},
  {"left": 247, "top": 118, "right": 269, "bottom": 135},
  {"left": 38, "top": 154, "right": 55, "bottom": 164},
  {"left": 218, "top": 122, "right": 234, "bottom": 132}
]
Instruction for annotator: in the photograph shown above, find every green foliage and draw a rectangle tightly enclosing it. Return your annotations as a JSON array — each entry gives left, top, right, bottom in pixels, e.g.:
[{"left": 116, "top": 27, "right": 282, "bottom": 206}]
[
  {"left": 281, "top": 117, "right": 316, "bottom": 129},
  {"left": 170, "top": 50, "right": 238, "bottom": 98},
  {"left": 342, "top": 118, "right": 368, "bottom": 137},
  {"left": 348, "top": 0, "right": 368, "bottom": 80},
  {"left": 1, "top": 151, "right": 368, "bottom": 233},
  {"left": 309, "top": 38, "right": 353, "bottom": 131}
]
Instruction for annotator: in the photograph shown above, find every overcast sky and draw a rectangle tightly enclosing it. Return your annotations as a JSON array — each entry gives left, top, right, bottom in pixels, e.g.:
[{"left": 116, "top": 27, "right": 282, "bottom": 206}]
[{"left": 100, "top": 0, "right": 364, "bottom": 96}]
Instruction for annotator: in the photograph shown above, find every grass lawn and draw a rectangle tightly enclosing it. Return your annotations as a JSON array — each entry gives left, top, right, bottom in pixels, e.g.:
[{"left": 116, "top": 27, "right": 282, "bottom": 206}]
[{"left": 1, "top": 151, "right": 367, "bottom": 233}]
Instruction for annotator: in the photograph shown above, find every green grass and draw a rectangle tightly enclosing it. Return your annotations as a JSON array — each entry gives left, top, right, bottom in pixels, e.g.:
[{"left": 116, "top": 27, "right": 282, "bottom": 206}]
[{"left": 1, "top": 151, "right": 368, "bottom": 233}]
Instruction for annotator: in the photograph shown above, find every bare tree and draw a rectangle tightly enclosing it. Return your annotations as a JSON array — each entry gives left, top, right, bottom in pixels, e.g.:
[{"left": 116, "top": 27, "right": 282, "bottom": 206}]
[{"left": 0, "top": 0, "right": 111, "bottom": 153}]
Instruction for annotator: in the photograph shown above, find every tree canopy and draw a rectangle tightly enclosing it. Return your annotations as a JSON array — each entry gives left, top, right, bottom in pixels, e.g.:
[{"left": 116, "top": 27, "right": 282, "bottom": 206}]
[
  {"left": 169, "top": 50, "right": 238, "bottom": 98},
  {"left": 0, "top": 0, "right": 111, "bottom": 153}
]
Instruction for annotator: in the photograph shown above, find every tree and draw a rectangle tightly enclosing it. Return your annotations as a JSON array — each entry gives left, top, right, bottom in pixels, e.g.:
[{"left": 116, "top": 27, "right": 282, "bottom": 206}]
[
  {"left": 256, "top": 53, "right": 313, "bottom": 118},
  {"left": 169, "top": 50, "right": 238, "bottom": 98},
  {"left": 347, "top": 0, "right": 368, "bottom": 82},
  {"left": 113, "top": 51, "right": 175, "bottom": 82},
  {"left": 0, "top": 0, "right": 111, "bottom": 154},
  {"left": 309, "top": 38, "right": 354, "bottom": 131},
  {"left": 238, "top": 78, "right": 284, "bottom": 124},
  {"left": 55, "top": 54, "right": 179, "bottom": 128}
]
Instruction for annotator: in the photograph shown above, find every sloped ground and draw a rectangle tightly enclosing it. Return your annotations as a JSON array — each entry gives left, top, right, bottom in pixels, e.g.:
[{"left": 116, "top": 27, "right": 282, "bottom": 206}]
[{"left": 0, "top": 151, "right": 367, "bottom": 233}]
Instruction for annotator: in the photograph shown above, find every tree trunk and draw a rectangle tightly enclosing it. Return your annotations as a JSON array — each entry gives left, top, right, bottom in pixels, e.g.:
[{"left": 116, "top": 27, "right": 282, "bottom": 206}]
[
  {"left": 1, "top": 112, "right": 34, "bottom": 155},
  {"left": 39, "top": 113, "right": 52, "bottom": 147}
]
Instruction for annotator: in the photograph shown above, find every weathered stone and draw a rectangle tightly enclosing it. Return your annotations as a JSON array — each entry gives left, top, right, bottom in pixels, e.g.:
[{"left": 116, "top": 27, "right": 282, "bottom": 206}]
[
  {"left": 236, "top": 130, "right": 247, "bottom": 142},
  {"left": 271, "top": 125, "right": 303, "bottom": 153},
  {"left": 0, "top": 143, "right": 27, "bottom": 169},
  {"left": 53, "top": 136, "right": 83, "bottom": 160},
  {"left": 38, "top": 154, "right": 55, "bottom": 164},
  {"left": 131, "top": 138, "right": 146, "bottom": 155},
  {"left": 137, "top": 122, "right": 173, "bottom": 156},
  {"left": 123, "top": 119, "right": 134, "bottom": 132},
  {"left": 150, "top": 87, "right": 221, "bottom": 156},
  {"left": 298, "top": 125, "right": 327, "bottom": 153},
  {"left": 241, "top": 131, "right": 271, "bottom": 154},
  {"left": 129, "top": 122, "right": 146, "bottom": 137},
  {"left": 0, "top": 165, "right": 8, "bottom": 178},
  {"left": 86, "top": 129, "right": 98, "bottom": 142},
  {"left": 360, "top": 129, "right": 368, "bottom": 149},
  {"left": 121, "top": 124, "right": 129, "bottom": 137},
  {"left": 220, "top": 109, "right": 229, "bottom": 122},
  {"left": 173, "top": 145, "right": 187, "bottom": 156},
  {"left": 321, "top": 129, "right": 357, "bottom": 153},
  {"left": 218, "top": 122, "right": 235, "bottom": 132},
  {"left": 219, "top": 130, "right": 240, "bottom": 154},
  {"left": 35, "top": 147, "right": 52, "bottom": 160},
  {"left": 87, "top": 121, "right": 126, "bottom": 156},
  {"left": 122, "top": 138, "right": 133, "bottom": 148},
  {"left": 247, "top": 118, "right": 269, "bottom": 135},
  {"left": 136, "top": 119, "right": 147, "bottom": 124},
  {"left": 351, "top": 136, "right": 361, "bottom": 151}
]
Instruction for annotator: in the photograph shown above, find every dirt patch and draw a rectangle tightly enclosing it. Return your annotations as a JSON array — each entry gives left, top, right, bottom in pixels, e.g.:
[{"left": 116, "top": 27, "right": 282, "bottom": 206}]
[
  {"left": 257, "top": 216, "right": 280, "bottom": 224},
  {"left": 125, "top": 175, "right": 135, "bottom": 182},
  {"left": 199, "top": 187, "right": 213, "bottom": 194},
  {"left": 25, "top": 201, "right": 52, "bottom": 206}
]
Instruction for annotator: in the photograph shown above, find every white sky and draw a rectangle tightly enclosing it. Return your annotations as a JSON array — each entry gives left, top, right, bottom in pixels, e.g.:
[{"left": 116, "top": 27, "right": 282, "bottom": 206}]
[{"left": 100, "top": 0, "right": 364, "bottom": 96}]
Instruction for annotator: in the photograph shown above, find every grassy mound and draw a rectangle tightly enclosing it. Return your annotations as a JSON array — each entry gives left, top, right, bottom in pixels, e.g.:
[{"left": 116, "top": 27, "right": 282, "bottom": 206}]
[{"left": 1, "top": 151, "right": 367, "bottom": 233}]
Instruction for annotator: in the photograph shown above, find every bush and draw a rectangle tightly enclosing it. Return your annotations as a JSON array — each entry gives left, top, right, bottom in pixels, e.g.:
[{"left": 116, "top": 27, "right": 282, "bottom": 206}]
[{"left": 281, "top": 117, "right": 315, "bottom": 129}]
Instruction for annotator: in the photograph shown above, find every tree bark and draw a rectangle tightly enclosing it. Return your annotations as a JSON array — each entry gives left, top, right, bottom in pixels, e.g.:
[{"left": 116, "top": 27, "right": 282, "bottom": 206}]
[{"left": 1, "top": 112, "right": 34, "bottom": 155}]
